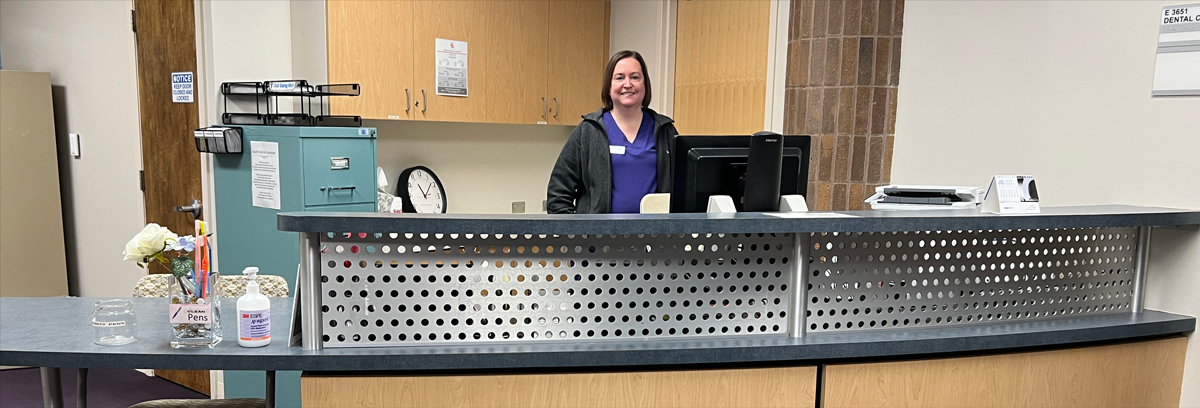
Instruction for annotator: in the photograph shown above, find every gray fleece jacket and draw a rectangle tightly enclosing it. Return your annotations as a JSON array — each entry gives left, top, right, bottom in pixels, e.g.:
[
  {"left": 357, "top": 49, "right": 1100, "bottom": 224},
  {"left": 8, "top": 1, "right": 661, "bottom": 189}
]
[{"left": 547, "top": 108, "right": 678, "bottom": 214}]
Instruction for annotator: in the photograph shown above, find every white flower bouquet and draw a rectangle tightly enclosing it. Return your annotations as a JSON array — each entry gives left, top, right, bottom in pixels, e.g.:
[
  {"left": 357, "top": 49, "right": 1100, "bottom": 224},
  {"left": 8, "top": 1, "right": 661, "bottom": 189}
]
[{"left": 122, "top": 223, "right": 198, "bottom": 293}]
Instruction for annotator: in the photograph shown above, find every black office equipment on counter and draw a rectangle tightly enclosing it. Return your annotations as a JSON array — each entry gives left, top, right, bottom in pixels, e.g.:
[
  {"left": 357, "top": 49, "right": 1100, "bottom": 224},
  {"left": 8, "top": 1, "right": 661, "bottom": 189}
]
[
  {"left": 220, "top": 80, "right": 362, "bottom": 127},
  {"left": 671, "top": 134, "right": 812, "bottom": 213}
]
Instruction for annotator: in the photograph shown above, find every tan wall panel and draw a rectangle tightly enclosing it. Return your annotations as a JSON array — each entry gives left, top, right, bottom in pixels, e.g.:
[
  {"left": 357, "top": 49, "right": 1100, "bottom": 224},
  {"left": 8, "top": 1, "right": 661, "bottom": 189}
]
[
  {"left": 303, "top": 366, "right": 816, "bottom": 408},
  {"left": 674, "top": 0, "right": 770, "bottom": 135},
  {"left": 0, "top": 71, "right": 69, "bottom": 297},
  {"left": 824, "top": 337, "right": 1187, "bottom": 408}
]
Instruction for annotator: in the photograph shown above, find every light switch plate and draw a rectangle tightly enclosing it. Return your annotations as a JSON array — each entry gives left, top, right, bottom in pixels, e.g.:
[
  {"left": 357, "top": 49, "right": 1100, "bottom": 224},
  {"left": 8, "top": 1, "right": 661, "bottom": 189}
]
[
  {"left": 68, "top": 133, "right": 81, "bottom": 158},
  {"left": 512, "top": 201, "right": 526, "bottom": 213}
]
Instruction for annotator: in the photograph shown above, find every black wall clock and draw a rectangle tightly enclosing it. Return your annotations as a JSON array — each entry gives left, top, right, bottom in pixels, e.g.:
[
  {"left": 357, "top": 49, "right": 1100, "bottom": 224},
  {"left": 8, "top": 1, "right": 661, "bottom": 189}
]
[{"left": 397, "top": 166, "right": 446, "bottom": 213}]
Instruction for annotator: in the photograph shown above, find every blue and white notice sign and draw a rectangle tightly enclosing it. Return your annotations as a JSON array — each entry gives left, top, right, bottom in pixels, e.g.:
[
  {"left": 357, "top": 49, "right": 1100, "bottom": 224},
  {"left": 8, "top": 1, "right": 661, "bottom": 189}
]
[{"left": 171, "top": 72, "right": 194, "bottom": 103}]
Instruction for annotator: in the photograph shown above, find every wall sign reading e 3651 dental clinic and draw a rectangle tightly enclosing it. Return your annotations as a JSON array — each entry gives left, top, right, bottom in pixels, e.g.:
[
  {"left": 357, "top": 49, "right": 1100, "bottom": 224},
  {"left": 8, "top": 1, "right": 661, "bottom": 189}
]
[{"left": 1152, "top": 4, "right": 1200, "bottom": 96}]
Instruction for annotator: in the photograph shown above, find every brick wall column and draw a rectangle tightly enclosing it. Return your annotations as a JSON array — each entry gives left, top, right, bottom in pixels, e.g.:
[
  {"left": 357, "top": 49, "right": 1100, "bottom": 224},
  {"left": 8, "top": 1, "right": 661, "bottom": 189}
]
[{"left": 784, "top": 0, "right": 903, "bottom": 211}]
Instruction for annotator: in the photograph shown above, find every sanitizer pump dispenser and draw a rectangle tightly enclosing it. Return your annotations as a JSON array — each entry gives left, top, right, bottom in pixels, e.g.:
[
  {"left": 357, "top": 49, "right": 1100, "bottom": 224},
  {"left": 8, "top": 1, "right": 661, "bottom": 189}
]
[{"left": 237, "top": 267, "right": 271, "bottom": 347}]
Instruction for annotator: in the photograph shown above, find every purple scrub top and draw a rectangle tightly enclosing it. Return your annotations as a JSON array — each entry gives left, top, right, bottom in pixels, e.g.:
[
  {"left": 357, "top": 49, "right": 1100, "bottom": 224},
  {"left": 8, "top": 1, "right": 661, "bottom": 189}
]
[{"left": 603, "top": 110, "right": 657, "bottom": 214}]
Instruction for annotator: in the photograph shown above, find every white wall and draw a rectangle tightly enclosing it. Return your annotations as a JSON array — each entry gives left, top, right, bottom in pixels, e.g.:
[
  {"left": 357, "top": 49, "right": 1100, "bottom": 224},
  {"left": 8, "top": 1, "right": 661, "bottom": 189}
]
[
  {"left": 201, "top": 0, "right": 294, "bottom": 121},
  {"left": 289, "top": 0, "right": 327, "bottom": 87},
  {"left": 894, "top": 1, "right": 1200, "bottom": 405},
  {"left": 373, "top": 120, "right": 572, "bottom": 214},
  {"left": 0, "top": 0, "right": 146, "bottom": 297},
  {"left": 609, "top": 0, "right": 674, "bottom": 115}
]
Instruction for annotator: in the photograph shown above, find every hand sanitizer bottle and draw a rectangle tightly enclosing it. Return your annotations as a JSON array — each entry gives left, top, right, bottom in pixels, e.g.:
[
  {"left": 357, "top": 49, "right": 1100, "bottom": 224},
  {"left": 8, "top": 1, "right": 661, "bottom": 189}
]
[{"left": 237, "top": 267, "right": 271, "bottom": 347}]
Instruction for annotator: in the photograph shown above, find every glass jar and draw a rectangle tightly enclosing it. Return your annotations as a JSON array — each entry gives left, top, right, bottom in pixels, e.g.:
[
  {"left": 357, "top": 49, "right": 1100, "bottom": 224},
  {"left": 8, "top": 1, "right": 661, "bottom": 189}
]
[
  {"left": 92, "top": 299, "right": 137, "bottom": 346},
  {"left": 168, "top": 272, "right": 222, "bottom": 348}
]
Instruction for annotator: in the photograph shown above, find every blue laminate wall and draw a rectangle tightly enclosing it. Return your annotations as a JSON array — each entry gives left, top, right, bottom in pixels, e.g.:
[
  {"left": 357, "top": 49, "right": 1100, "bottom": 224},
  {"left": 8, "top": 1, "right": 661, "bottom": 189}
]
[{"left": 225, "top": 371, "right": 303, "bottom": 408}]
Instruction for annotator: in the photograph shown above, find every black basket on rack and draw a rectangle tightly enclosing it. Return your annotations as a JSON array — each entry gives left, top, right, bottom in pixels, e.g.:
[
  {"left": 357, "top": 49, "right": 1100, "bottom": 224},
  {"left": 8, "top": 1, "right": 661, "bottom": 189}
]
[
  {"left": 223, "top": 113, "right": 268, "bottom": 126},
  {"left": 267, "top": 114, "right": 315, "bottom": 126},
  {"left": 219, "top": 80, "right": 362, "bottom": 127},
  {"left": 314, "top": 115, "right": 363, "bottom": 127},
  {"left": 193, "top": 126, "right": 243, "bottom": 154}
]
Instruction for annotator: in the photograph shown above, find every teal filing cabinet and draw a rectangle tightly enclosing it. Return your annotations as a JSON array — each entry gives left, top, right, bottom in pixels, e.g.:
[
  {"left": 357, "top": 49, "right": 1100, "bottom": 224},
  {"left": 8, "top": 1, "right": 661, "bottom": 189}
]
[
  {"left": 214, "top": 125, "right": 376, "bottom": 289},
  {"left": 213, "top": 125, "right": 376, "bottom": 407}
]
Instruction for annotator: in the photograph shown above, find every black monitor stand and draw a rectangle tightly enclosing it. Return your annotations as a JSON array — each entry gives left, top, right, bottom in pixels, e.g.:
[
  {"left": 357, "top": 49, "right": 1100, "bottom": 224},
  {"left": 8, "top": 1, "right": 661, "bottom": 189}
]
[{"left": 743, "top": 132, "right": 784, "bottom": 212}]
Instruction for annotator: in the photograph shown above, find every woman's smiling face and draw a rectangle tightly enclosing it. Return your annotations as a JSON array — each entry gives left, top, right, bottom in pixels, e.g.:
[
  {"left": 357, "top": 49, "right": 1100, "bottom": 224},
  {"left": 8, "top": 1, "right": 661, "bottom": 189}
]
[{"left": 609, "top": 57, "right": 645, "bottom": 109}]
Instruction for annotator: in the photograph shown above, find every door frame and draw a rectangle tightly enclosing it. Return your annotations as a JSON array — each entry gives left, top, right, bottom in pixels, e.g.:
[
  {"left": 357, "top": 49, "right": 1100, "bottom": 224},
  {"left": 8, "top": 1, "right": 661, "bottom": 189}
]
[
  {"left": 131, "top": 0, "right": 210, "bottom": 396},
  {"left": 192, "top": 0, "right": 222, "bottom": 397}
]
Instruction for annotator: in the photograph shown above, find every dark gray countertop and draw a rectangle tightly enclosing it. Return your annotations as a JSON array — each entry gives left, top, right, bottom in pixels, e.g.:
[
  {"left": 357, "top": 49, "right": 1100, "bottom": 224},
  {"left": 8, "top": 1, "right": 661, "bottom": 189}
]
[
  {"left": 277, "top": 205, "right": 1200, "bottom": 235},
  {"left": 1, "top": 297, "right": 1192, "bottom": 371}
]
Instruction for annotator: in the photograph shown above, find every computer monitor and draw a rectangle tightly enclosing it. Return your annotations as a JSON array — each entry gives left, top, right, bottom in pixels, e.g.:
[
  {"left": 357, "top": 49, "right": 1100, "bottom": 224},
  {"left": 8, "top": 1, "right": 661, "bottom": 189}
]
[{"left": 670, "top": 134, "right": 812, "bottom": 213}]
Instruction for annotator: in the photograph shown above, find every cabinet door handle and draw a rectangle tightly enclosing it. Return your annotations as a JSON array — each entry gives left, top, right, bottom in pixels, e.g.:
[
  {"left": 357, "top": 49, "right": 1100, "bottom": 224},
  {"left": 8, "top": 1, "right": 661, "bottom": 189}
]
[
  {"left": 553, "top": 97, "right": 559, "bottom": 119},
  {"left": 405, "top": 88, "right": 412, "bottom": 113},
  {"left": 541, "top": 97, "right": 548, "bottom": 118},
  {"left": 320, "top": 186, "right": 357, "bottom": 192},
  {"left": 421, "top": 89, "right": 427, "bottom": 113}
]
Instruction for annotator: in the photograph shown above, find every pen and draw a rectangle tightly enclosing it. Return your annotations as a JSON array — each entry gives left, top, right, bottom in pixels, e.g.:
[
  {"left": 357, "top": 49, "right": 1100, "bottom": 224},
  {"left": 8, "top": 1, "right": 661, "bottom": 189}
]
[{"left": 195, "top": 220, "right": 203, "bottom": 298}]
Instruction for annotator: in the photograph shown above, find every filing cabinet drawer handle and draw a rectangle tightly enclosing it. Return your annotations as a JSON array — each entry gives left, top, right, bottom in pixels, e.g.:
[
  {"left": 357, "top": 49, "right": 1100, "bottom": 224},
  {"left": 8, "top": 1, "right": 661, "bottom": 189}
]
[{"left": 321, "top": 186, "right": 357, "bottom": 192}]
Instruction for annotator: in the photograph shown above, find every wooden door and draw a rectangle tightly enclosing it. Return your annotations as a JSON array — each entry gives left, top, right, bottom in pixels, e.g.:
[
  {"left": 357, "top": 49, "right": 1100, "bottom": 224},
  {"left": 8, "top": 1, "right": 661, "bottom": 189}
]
[
  {"left": 674, "top": 0, "right": 771, "bottom": 134},
  {"left": 547, "top": 0, "right": 610, "bottom": 125},
  {"left": 483, "top": 0, "right": 549, "bottom": 124},
  {"left": 412, "top": 0, "right": 488, "bottom": 122},
  {"left": 133, "top": 0, "right": 207, "bottom": 395},
  {"left": 327, "top": 0, "right": 415, "bottom": 120}
]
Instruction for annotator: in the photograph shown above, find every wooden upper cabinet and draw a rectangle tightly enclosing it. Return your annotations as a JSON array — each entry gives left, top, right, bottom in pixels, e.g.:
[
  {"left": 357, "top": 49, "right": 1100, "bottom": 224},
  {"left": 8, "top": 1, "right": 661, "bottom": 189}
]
[
  {"left": 327, "top": 0, "right": 414, "bottom": 120},
  {"left": 547, "top": 0, "right": 610, "bottom": 125},
  {"left": 412, "top": 0, "right": 488, "bottom": 123},
  {"left": 674, "top": 0, "right": 770, "bottom": 135},
  {"left": 483, "top": 1, "right": 549, "bottom": 124},
  {"left": 325, "top": 0, "right": 608, "bottom": 125}
]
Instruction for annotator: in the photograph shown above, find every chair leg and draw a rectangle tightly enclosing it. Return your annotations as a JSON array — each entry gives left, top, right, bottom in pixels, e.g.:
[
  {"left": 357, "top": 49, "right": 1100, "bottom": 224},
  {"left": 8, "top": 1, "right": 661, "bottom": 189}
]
[
  {"left": 39, "top": 367, "right": 63, "bottom": 408},
  {"left": 265, "top": 370, "right": 275, "bottom": 408},
  {"left": 77, "top": 368, "right": 88, "bottom": 408}
]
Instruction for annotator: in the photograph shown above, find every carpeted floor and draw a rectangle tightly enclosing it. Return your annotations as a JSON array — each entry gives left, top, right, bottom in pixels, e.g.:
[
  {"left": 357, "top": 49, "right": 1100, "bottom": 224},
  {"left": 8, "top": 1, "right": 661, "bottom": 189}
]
[{"left": 0, "top": 367, "right": 208, "bottom": 408}]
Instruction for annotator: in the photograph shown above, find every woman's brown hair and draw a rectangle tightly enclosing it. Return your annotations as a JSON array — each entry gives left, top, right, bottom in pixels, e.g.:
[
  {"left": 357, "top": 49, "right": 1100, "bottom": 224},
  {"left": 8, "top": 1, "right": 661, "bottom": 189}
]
[{"left": 601, "top": 50, "right": 652, "bottom": 110}]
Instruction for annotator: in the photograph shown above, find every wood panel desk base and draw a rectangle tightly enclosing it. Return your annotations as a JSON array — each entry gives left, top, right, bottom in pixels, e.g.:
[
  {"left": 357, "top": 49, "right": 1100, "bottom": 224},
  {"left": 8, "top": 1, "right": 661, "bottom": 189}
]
[
  {"left": 823, "top": 337, "right": 1187, "bottom": 408},
  {"left": 302, "top": 366, "right": 817, "bottom": 408}
]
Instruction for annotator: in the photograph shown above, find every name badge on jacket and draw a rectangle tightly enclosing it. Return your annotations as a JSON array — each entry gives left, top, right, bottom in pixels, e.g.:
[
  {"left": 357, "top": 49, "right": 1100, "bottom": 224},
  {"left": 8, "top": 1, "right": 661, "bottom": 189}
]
[{"left": 610, "top": 145, "right": 626, "bottom": 155}]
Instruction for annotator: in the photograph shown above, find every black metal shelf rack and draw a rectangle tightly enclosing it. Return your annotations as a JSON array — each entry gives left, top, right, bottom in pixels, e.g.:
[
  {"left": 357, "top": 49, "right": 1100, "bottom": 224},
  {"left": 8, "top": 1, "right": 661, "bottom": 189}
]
[{"left": 220, "top": 80, "right": 362, "bottom": 127}]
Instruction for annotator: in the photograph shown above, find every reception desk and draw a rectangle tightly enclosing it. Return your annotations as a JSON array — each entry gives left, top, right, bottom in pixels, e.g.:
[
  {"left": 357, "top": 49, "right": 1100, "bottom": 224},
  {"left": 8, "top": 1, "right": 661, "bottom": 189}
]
[
  {"left": 3, "top": 205, "right": 1197, "bottom": 407},
  {"left": 277, "top": 205, "right": 1197, "bottom": 407}
]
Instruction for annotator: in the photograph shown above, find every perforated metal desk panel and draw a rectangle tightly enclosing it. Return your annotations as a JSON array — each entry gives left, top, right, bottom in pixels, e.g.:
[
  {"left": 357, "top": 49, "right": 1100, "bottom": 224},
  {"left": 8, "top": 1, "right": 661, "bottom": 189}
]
[
  {"left": 276, "top": 205, "right": 1200, "bottom": 351},
  {"left": 0, "top": 297, "right": 1192, "bottom": 371}
]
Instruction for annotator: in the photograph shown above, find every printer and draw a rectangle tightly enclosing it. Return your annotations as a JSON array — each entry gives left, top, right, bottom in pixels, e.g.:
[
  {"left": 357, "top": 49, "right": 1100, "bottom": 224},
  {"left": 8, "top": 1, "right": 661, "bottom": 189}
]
[{"left": 865, "top": 185, "right": 985, "bottom": 210}]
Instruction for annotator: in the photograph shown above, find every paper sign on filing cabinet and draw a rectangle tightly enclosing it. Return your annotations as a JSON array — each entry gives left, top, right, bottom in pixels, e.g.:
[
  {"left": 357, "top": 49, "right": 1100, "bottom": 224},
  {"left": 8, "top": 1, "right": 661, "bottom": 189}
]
[{"left": 982, "top": 175, "right": 1040, "bottom": 214}]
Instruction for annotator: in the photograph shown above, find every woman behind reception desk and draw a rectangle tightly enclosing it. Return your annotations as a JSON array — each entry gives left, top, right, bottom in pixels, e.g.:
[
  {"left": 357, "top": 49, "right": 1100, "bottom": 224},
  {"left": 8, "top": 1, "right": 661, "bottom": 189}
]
[{"left": 546, "top": 50, "right": 679, "bottom": 214}]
